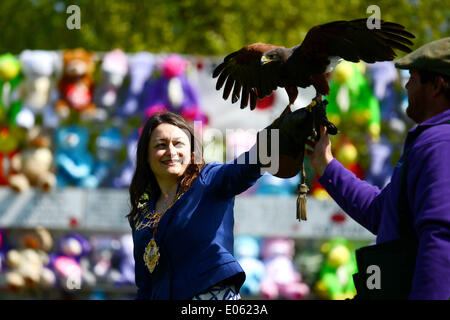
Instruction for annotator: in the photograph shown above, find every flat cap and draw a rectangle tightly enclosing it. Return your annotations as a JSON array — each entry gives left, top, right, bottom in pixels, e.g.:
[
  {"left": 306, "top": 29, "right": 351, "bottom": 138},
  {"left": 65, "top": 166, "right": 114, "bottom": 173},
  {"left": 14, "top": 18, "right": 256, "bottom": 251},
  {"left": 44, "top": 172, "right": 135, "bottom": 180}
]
[{"left": 394, "top": 37, "right": 450, "bottom": 76}]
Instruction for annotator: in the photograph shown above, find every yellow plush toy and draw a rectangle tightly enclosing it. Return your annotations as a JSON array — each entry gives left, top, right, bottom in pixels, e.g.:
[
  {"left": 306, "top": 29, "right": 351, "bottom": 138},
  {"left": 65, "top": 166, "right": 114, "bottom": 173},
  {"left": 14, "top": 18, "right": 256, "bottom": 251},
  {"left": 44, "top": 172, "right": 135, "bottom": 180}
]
[{"left": 314, "top": 238, "right": 358, "bottom": 300}]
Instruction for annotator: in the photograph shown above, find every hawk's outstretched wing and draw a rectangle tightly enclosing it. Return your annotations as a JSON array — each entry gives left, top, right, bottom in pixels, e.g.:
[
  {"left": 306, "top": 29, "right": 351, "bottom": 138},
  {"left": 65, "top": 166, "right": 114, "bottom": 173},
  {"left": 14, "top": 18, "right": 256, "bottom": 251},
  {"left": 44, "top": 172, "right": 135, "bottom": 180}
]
[{"left": 213, "top": 43, "right": 283, "bottom": 110}]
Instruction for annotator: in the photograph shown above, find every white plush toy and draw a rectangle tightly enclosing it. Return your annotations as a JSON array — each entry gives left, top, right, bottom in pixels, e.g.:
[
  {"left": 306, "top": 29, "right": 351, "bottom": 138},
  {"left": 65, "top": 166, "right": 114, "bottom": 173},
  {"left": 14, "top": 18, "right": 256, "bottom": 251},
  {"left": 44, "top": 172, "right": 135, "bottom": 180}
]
[{"left": 16, "top": 50, "right": 61, "bottom": 129}]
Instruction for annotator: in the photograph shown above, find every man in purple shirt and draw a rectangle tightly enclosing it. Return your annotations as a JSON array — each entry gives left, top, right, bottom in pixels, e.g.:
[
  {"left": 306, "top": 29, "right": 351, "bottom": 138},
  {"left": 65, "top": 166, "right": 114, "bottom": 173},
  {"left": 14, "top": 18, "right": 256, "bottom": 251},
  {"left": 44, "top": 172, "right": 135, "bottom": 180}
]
[{"left": 307, "top": 37, "right": 450, "bottom": 299}]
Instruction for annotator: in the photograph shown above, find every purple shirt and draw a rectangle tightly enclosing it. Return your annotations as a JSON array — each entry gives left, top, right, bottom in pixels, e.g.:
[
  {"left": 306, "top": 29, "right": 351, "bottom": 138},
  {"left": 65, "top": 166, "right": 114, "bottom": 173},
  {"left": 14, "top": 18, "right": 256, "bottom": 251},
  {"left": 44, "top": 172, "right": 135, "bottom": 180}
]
[{"left": 319, "top": 108, "right": 450, "bottom": 300}]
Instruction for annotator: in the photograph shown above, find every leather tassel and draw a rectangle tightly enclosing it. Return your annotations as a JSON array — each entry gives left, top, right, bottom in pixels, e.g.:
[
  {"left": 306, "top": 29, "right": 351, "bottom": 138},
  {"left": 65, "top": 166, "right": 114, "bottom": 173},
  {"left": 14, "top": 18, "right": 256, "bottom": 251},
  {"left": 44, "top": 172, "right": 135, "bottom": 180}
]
[
  {"left": 297, "top": 183, "right": 309, "bottom": 221},
  {"left": 296, "top": 166, "right": 309, "bottom": 221}
]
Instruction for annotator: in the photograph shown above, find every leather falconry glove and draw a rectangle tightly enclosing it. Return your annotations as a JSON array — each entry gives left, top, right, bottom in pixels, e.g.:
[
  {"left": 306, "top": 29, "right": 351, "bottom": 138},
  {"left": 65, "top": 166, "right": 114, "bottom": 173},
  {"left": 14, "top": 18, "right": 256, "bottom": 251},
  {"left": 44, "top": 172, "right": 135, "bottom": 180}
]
[{"left": 257, "top": 99, "right": 337, "bottom": 220}]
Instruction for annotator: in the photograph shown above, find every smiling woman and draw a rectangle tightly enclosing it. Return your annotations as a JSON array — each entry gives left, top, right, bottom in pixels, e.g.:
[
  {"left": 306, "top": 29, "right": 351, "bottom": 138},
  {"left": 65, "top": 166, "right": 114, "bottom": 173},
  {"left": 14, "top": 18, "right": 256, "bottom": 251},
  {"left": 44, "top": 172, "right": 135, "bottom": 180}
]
[{"left": 127, "top": 111, "right": 264, "bottom": 300}]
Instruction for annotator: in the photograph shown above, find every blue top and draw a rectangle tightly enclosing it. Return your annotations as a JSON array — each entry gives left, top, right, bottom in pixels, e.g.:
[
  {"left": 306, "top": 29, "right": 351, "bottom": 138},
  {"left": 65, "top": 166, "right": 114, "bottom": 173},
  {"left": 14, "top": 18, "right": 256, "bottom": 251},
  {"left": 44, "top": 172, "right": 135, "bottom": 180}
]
[
  {"left": 319, "top": 108, "right": 450, "bottom": 299},
  {"left": 131, "top": 149, "right": 263, "bottom": 300}
]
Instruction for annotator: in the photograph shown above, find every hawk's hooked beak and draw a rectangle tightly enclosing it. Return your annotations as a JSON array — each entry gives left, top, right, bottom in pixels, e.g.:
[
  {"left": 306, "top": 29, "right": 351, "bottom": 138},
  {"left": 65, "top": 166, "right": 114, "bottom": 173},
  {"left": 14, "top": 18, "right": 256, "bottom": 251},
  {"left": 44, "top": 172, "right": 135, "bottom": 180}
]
[{"left": 261, "top": 55, "right": 272, "bottom": 65}]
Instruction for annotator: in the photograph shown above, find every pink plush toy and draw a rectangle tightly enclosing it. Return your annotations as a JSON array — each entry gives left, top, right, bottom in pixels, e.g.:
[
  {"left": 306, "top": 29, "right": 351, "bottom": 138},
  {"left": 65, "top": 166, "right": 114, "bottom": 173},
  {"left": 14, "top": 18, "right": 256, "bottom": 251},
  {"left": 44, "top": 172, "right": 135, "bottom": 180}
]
[
  {"left": 142, "top": 54, "right": 208, "bottom": 125},
  {"left": 260, "top": 237, "right": 309, "bottom": 300}
]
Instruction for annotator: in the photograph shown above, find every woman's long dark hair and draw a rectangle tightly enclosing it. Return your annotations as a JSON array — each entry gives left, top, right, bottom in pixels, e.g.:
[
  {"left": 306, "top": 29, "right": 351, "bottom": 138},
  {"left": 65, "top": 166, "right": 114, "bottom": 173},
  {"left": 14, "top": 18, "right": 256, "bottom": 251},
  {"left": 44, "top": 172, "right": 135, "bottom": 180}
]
[{"left": 126, "top": 112, "right": 205, "bottom": 224}]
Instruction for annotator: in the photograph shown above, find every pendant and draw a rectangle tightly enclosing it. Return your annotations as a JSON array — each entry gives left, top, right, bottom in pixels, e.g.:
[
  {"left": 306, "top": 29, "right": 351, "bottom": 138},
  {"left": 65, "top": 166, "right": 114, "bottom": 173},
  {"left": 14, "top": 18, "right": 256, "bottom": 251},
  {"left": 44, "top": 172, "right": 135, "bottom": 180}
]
[{"left": 143, "top": 237, "right": 160, "bottom": 274}]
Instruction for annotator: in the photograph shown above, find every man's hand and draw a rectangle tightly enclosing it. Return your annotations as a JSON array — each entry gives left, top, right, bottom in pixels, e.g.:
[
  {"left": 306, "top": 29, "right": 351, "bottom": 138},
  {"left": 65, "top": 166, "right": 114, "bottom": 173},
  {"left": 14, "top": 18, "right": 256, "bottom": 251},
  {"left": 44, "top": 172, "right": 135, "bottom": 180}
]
[{"left": 305, "top": 125, "right": 334, "bottom": 176}]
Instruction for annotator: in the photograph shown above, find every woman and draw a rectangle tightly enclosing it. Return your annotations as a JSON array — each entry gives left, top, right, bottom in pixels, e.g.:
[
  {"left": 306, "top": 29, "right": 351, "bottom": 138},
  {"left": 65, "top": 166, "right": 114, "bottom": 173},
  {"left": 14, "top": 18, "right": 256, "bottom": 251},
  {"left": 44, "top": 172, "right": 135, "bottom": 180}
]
[
  {"left": 127, "top": 112, "right": 264, "bottom": 300},
  {"left": 128, "top": 106, "right": 313, "bottom": 300}
]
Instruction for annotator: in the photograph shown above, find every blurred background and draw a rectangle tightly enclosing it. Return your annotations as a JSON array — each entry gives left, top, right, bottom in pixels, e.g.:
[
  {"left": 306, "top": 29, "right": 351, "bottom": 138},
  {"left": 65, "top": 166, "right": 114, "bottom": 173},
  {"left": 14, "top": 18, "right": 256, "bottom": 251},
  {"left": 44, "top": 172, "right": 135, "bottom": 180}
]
[{"left": 0, "top": 0, "right": 448, "bottom": 300}]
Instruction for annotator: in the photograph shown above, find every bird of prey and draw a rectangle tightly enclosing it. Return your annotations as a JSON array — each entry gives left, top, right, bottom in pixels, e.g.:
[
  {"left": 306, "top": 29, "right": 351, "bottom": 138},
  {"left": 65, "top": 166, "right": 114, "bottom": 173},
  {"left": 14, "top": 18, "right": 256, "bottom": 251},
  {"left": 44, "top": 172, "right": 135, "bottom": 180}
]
[{"left": 213, "top": 18, "right": 415, "bottom": 110}]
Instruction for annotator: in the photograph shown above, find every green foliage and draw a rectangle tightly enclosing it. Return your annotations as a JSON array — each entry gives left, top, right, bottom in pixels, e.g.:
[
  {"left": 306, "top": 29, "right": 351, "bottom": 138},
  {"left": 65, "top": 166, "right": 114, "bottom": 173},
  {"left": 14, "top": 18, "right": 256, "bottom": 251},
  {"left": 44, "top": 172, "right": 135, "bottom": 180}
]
[{"left": 0, "top": 0, "right": 448, "bottom": 55}]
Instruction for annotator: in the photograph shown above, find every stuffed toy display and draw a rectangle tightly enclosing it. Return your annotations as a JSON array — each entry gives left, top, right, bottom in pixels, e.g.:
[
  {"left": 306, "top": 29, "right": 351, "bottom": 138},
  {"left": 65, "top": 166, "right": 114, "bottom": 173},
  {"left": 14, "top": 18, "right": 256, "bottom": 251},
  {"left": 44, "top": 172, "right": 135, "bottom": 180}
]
[
  {"left": 118, "top": 52, "right": 155, "bottom": 118},
  {"left": 54, "top": 125, "right": 97, "bottom": 188},
  {"left": 234, "top": 235, "right": 265, "bottom": 297},
  {"left": 314, "top": 238, "right": 357, "bottom": 300},
  {"left": 0, "top": 53, "right": 23, "bottom": 126},
  {"left": 112, "top": 129, "right": 138, "bottom": 188},
  {"left": 55, "top": 48, "right": 97, "bottom": 120},
  {"left": 16, "top": 50, "right": 61, "bottom": 129},
  {"left": 142, "top": 54, "right": 208, "bottom": 124},
  {"left": 260, "top": 237, "right": 309, "bottom": 300},
  {"left": 93, "top": 49, "right": 128, "bottom": 122},
  {"left": 9, "top": 126, "right": 56, "bottom": 192},
  {"left": 91, "top": 126, "right": 124, "bottom": 188}
]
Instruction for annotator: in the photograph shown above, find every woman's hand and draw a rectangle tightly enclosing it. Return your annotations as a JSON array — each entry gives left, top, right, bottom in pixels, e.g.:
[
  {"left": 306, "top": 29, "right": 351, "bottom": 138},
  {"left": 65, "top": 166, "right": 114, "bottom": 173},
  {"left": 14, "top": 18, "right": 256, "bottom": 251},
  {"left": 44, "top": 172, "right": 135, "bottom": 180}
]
[{"left": 305, "top": 125, "right": 334, "bottom": 176}]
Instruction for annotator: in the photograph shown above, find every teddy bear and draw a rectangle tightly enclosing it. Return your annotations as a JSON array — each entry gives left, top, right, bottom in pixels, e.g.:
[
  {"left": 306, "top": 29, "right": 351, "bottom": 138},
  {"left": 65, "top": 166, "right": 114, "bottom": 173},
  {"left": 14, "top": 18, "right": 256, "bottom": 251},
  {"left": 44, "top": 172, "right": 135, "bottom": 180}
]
[
  {"left": 54, "top": 125, "right": 97, "bottom": 188},
  {"left": 8, "top": 126, "right": 56, "bottom": 192},
  {"left": 314, "top": 237, "right": 358, "bottom": 300},
  {"left": 260, "top": 237, "right": 309, "bottom": 300},
  {"left": 55, "top": 48, "right": 97, "bottom": 120},
  {"left": 93, "top": 49, "right": 128, "bottom": 122},
  {"left": 4, "top": 226, "right": 56, "bottom": 292},
  {"left": 16, "top": 50, "right": 61, "bottom": 129}
]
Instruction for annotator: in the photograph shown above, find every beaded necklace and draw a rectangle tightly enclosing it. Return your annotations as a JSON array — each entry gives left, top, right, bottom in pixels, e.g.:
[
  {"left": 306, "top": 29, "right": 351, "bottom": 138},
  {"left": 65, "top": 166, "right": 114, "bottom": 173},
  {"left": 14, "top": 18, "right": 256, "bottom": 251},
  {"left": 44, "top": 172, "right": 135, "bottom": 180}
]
[{"left": 135, "top": 185, "right": 184, "bottom": 274}]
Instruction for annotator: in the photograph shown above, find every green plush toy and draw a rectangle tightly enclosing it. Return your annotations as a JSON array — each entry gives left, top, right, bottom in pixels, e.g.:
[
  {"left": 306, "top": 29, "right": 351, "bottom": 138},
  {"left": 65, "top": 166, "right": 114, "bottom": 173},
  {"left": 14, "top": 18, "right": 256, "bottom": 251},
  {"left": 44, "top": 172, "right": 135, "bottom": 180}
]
[
  {"left": 314, "top": 237, "right": 358, "bottom": 300},
  {"left": 326, "top": 61, "right": 381, "bottom": 142},
  {"left": 0, "top": 53, "right": 23, "bottom": 126}
]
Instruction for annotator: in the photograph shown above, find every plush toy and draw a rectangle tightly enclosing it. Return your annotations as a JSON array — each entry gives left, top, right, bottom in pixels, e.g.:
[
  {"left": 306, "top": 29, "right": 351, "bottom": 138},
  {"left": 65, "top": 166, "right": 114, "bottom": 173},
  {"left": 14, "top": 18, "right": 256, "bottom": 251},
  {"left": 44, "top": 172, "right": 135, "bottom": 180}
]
[
  {"left": 55, "top": 48, "right": 97, "bottom": 120},
  {"left": 4, "top": 227, "right": 56, "bottom": 291},
  {"left": 16, "top": 50, "right": 61, "bottom": 129},
  {"left": 142, "top": 54, "right": 208, "bottom": 124},
  {"left": 0, "top": 230, "right": 3, "bottom": 274},
  {"left": 9, "top": 126, "right": 56, "bottom": 192},
  {"left": 365, "top": 135, "right": 394, "bottom": 189},
  {"left": 0, "top": 53, "right": 23, "bottom": 126},
  {"left": 54, "top": 125, "right": 97, "bottom": 188},
  {"left": 260, "top": 237, "right": 309, "bottom": 300},
  {"left": 91, "top": 126, "right": 124, "bottom": 187},
  {"left": 109, "top": 234, "right": 135, "bottom": 286},
  {"left": 113, "top": 129, "right": 139, "bottom": 188},
  {"left": 117, "top": 52, "right": 155, "bottom": 118},
  {"left": 225, "top": 129, "right": 257, "bottom": 195},
  {"left": 201, "top": 124, "right": 225, "bottom": 164},
  {"left": 93, "top": 49, "right": 128, "bottom": 122},
  {"left": 327, "top": 61, "right": 381, "bottom": 142},
  {"left": 52, "top": 233, "right": 92, "bottom": 291},
  {"left": 314, "top": 238, "right": 357, "bottom": 300},
  {"left": 88, "top": 235, "right": 122, "bottom": 285},
  {"left": 367, "top": 62, "right": 401, "bottom": 124},
  {"left": 0, "top": 126, "right": 23, "bottom": 186},
  {"left": 255, "top": 172, "right": 300, "bottom": 196},
  {"left": 234, "top": 235, "right": 265, "bottom": 297}
]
